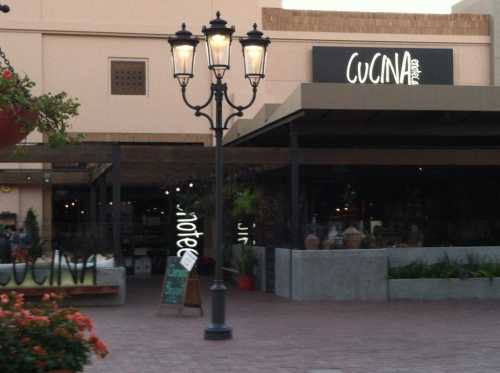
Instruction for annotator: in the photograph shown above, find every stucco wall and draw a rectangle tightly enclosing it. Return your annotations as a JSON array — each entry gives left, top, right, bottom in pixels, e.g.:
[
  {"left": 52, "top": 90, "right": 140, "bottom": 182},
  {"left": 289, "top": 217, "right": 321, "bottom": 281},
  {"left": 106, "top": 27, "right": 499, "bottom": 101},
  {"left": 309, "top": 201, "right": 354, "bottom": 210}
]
[
  {"left": 0, "top": 186, "right": 43, "bottom": 229},
  {"left": 0, "top": 0, "right": 493, "bottom": 237},
  {"left": 0, "top": 0, "right": 492, "bottom": 139}
]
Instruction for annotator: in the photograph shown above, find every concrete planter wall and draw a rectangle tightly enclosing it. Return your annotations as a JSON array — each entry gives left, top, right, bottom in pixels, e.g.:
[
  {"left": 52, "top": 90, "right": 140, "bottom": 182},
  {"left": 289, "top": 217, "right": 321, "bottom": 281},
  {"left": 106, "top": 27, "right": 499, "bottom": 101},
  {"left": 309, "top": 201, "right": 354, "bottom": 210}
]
[
  {"left": 274, "top": 246, "right": 500, "bottom": 302},
  {"left": 275, "top": 248, "right": 387, "bottom": 301},
  {"left": 389, "top": 278, "right": 500, "bottom": 301}
]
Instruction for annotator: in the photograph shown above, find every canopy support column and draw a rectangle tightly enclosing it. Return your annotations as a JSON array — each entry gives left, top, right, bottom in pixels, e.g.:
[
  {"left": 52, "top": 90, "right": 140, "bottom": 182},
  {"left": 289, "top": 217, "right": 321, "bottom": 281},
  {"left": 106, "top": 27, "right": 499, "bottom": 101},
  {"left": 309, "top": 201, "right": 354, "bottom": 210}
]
[
  {"left": 89, "top": 182, "right": 97, "bottom": 244},
  {"left": 112, "top": 144, "right": 124, "bottom": 266},
  {"left": 289, "top": 125, "right": 300, "bottom": 299}
]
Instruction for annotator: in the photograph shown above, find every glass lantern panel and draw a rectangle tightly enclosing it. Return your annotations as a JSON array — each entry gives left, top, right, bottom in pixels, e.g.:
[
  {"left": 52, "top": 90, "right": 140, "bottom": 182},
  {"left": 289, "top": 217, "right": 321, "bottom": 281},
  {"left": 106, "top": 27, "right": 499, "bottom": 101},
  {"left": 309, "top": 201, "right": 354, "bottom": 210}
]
[
  {"left": 207, "top": 34, "right": 231, "bottom": 68},
  {"left": 173, "top": 44, "right": 195, "bottom": 76},
  {"left": 244, "top": 45, "right": 265, "bottom": 76}
]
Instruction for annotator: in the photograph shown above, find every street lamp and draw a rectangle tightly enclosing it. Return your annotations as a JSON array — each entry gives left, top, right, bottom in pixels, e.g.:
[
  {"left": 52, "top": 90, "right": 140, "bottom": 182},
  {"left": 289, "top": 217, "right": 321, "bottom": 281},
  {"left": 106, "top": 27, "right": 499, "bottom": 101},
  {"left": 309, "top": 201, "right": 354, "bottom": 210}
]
[{"left": 168, "top": 12, "right": 270, "bottom": 341}]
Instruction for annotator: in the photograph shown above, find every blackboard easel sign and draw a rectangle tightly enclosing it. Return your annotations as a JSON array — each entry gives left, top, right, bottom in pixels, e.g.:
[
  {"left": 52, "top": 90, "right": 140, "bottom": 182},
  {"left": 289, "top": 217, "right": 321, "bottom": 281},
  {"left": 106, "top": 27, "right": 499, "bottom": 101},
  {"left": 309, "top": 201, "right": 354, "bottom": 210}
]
[{"left": 159, "top": 256, "right": 203, "bottom": 316}]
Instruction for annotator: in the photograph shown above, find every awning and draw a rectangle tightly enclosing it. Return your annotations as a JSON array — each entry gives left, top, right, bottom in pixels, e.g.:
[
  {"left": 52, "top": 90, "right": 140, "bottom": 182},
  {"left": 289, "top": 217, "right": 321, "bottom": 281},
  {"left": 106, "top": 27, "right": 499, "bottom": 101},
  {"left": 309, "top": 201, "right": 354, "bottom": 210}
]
[{"left": 224, "top": 83, "right": 500, "bottom": 148}]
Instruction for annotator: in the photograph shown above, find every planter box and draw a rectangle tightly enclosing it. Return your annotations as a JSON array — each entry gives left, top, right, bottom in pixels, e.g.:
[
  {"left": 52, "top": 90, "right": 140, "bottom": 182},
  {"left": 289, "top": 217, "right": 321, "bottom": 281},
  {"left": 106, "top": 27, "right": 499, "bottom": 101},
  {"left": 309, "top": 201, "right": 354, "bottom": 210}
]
[
  {"left": 0, "top": 266, "right": 126, "bottom": 306},
  {"left": 389, "top": 278, "right": 500, "bottom": 301},
  {"left": 275, "top": 248, "right": 387, "bottom": 301}
]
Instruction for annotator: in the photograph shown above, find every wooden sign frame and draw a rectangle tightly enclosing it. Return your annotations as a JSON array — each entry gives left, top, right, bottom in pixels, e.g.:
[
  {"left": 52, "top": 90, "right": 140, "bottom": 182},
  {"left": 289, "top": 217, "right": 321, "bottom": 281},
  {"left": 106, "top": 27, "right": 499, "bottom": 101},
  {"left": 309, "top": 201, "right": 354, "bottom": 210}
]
[{"left": 158, "top": 257, "right": 203, "bottom": 316}]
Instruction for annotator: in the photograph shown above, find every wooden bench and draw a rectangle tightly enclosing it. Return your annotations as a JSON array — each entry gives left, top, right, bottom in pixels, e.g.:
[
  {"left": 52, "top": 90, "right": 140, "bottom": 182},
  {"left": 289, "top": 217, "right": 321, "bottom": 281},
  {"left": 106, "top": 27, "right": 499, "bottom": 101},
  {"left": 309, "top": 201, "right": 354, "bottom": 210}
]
[{"left": 1, "top": 286, "right": 120, "bottom": 297}]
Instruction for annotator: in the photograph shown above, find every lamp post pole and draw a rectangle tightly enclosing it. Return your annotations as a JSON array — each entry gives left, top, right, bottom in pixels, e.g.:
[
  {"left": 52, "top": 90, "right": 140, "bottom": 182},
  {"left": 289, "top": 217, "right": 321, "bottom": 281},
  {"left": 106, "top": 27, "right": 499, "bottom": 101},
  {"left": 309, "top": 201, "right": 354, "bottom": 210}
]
[
  {"left": 169, "top": 12, "right": 270, "bottom": 341},
  {"left": 211, "top": 77, "right": 228, "bottom": 338}
]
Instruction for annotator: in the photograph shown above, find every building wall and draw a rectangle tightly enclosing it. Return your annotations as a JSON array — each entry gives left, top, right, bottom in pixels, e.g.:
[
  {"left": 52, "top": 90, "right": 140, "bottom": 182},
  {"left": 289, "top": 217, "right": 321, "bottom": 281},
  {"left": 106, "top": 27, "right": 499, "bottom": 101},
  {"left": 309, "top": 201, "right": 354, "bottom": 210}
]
[
  {"left": 453, "top": 0, "right": 500, "bottom": 85},
  {"left": 0, "top": 186, "right": 43, "bottom": 228},
  {"left": 0, "top": 0, "right": 493, "bottom": 243},
  {"left": 1, "top": 0, "right": 492, "bottom": 139}
]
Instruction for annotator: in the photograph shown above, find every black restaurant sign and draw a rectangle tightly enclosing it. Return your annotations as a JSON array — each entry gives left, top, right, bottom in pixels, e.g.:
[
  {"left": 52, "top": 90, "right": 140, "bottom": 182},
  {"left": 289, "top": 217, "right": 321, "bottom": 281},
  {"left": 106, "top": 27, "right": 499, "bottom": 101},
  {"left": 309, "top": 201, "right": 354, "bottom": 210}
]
[{"left": 313, "top": 46, "right": 454, "bottom": 85}]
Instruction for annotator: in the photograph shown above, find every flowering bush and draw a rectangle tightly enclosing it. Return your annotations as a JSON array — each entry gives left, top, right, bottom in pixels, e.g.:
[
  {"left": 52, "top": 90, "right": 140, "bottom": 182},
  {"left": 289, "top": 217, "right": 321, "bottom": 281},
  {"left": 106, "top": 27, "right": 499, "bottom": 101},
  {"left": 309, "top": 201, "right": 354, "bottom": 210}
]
[
  {"left": 0, "top": 66, "right": 80, "bottom": 147},
  {"left": 0, "top": 291, "right": 108, "bottom": 372}
]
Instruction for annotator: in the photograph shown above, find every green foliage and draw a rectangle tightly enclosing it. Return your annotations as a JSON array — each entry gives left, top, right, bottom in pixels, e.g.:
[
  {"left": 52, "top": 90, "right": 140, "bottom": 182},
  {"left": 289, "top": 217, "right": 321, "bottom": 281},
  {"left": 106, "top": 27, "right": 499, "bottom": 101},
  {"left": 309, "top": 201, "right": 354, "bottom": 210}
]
[
  {"left": 0, "top": 67, "right": 79, "bottom": 146},
  {"left": 388, "top": 254, "right": 500, "bottom": 279},
  {"left": 238, "top": 245, "right": 258, "bottom": 276},
  {"left": 232, "top": 187, "right": 260, "bottom": 219},
  {"left": 24, "top": 208, "right": 40, "bottom": 257}
]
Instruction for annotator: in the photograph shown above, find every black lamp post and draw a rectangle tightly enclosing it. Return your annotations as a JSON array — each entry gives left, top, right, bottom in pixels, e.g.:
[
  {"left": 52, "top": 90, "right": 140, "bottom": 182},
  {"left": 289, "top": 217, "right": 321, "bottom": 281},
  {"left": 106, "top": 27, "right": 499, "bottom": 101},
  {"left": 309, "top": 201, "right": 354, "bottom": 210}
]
[{"left": 168, "top": 12, "right": 270, "bottom": 341}]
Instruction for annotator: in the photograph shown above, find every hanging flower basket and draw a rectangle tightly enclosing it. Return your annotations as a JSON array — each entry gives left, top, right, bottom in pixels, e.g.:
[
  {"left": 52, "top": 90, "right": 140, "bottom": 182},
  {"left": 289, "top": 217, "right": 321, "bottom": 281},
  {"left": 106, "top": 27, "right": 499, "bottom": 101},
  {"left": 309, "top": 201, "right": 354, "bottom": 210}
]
[
  {"left": 0, "top": 49, "right": 79, "bottom": 149},
  {"left": 0, "top": 106, "right": 37, "bottom": 148}
]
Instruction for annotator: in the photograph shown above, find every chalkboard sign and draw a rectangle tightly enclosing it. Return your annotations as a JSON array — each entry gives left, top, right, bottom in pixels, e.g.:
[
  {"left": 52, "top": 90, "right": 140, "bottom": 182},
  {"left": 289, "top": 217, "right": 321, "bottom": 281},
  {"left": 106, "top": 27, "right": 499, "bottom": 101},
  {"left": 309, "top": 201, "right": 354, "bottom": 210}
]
[{"left": 161, "top": 257, "right": 189, "bottom": 306}]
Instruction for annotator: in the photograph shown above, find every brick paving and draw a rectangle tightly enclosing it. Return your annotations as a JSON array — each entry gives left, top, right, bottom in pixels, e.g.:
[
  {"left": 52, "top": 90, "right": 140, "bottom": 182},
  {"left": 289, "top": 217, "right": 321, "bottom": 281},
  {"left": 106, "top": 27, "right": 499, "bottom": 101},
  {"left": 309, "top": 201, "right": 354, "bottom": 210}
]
[{"left": 84, "top": 277, "right": 500, "bottom": 373}]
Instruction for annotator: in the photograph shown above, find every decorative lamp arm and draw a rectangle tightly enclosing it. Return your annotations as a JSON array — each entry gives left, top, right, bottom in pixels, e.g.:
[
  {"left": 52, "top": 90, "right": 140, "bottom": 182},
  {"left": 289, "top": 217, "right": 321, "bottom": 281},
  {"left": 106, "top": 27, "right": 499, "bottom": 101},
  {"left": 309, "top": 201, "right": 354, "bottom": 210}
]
[
  {"left": 223, "top": 86, "right": 257, "bottom": 129},
  {"left": 224, "top": 85, "right": 257, "bottom": 112},
  {"left": 181, "top": 85, "right": 215, "bottom": 129}
]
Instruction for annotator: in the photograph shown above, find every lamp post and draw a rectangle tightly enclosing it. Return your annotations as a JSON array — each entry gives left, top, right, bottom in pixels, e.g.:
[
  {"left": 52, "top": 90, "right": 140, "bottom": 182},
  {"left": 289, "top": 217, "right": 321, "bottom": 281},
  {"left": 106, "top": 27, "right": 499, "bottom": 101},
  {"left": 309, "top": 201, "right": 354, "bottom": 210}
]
[{"left": 168, "top": 12, "right": 270, "bottom": 341}]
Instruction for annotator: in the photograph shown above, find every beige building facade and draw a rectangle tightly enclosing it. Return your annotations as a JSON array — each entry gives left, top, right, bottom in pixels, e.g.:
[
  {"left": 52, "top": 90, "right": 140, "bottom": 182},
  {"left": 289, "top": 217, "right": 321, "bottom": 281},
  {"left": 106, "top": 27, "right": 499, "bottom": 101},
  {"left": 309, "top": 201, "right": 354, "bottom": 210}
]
[{"left": 0, "top": 0, "right": 496, "bottom": 239}]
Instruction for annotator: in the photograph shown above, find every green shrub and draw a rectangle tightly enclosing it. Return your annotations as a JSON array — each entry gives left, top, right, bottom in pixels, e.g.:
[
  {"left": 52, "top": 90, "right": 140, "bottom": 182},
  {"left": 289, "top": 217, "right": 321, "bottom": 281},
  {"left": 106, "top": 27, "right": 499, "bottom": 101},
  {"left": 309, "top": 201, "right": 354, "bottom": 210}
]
[{"left": 388, "top": 254, "right": 500, "bottom": 279}]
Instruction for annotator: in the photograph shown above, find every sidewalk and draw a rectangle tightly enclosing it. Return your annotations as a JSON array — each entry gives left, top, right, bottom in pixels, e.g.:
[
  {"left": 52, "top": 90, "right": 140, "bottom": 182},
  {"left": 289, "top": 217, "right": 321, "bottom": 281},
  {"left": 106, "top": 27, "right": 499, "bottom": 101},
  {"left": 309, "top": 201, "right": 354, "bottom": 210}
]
[{"left": 85, "top": 276, "right": 500, "bottom": 373}]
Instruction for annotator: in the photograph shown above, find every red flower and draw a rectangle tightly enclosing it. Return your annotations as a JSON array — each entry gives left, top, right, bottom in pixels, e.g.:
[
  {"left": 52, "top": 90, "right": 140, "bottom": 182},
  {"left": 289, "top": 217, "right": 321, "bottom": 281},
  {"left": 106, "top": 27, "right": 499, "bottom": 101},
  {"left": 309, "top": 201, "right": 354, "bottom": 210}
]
[
  {"left": 32, "top": 345, "right": 47, "bottom": 356},
  {"left": 89, "top": 335, "right": 108, "bottom": 358},
  {"left": 0, "top": 294, "right": 9, "bottom": 304},
  {"left": 2, "top": 69, "right": 13, "bottom": 80},
  {"left": 67, "top": 312, "right": 94, "bottom": 332}
]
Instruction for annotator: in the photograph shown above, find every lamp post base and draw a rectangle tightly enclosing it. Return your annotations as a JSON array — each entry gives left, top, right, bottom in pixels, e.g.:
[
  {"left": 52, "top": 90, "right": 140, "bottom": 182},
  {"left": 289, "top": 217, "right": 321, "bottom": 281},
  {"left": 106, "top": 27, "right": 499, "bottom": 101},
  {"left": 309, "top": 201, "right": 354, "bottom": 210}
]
[
  {"left": 205, "top": 281, "right": 232, "bottom": 340},
  {"left": 204, "top": 325, "right": 233, "bottom": 340}
]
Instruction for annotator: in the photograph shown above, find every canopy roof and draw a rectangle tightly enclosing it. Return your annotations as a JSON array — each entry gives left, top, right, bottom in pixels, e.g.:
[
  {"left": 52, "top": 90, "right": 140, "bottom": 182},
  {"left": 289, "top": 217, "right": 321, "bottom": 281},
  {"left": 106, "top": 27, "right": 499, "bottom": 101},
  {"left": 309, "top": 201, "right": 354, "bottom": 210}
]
[{"left": 225, "top": 83, "right": 500, "bottom": 148}]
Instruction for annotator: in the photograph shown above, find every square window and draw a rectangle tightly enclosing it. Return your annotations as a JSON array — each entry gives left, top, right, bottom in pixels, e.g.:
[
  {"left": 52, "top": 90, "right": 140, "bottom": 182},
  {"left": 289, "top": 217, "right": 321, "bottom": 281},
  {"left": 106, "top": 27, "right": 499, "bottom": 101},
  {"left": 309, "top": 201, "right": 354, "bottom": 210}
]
[{"left": 110, "top": 60, "right": 147, "bottom": 95}]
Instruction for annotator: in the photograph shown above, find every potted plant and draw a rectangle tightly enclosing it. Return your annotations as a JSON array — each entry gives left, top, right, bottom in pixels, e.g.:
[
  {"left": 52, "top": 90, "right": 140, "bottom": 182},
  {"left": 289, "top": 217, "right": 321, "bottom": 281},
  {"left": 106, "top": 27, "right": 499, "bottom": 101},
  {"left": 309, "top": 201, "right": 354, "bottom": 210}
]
[
  {"left": 0, "top": 58, "right": 79, "bottom": 148},
  {"left": 237, "top": 245, "right": 258, "bottom": 291},
  {"left": 24, "top": 208, "right": 42, "bottom": 258},
  {"left": 0, "top": 291, "right": 108, "bottom": 373}
]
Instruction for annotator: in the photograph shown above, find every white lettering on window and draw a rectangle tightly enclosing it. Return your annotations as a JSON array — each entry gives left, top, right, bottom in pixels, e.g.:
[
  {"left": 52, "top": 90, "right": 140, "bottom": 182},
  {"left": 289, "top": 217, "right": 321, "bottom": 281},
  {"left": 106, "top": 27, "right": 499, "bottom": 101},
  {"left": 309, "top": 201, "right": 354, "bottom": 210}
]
[{"left": 175, "top": 205, "right": 203, "bottom": 258}]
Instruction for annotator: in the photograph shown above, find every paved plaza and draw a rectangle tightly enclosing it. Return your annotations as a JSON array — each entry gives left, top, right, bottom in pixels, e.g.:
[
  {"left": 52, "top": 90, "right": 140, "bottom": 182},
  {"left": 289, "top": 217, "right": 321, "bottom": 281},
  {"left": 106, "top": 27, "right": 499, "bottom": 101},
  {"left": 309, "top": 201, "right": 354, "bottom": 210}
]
[{"left": 85, "top": 277, "right": 500, "bottom": 373}]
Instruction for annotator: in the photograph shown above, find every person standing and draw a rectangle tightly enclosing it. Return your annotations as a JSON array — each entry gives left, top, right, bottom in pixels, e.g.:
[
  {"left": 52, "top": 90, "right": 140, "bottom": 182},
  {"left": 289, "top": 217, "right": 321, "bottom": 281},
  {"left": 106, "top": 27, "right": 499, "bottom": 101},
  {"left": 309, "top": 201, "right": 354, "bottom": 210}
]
[
  {"left": 19, "top": 227, "right": 32, "bottom": 260},
  {"left": 10, "top": 227, "right": 19, "bottom": 260},
  {"left": 0, "top": 226, "right": 11, "bottom": 263}
]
